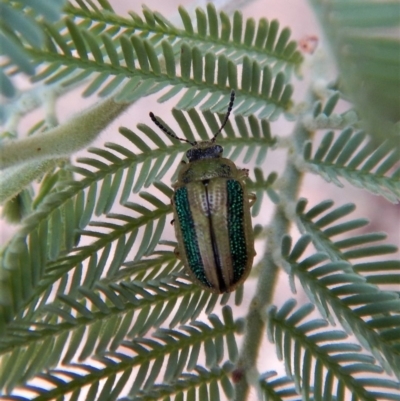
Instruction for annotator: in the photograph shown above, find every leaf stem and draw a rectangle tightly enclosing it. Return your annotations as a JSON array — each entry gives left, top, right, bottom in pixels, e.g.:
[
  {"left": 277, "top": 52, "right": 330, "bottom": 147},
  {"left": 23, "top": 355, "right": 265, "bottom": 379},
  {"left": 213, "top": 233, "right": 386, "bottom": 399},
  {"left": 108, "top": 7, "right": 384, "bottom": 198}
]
[{"left": 234, "top": 92, "right": 315, "bottom": 400}]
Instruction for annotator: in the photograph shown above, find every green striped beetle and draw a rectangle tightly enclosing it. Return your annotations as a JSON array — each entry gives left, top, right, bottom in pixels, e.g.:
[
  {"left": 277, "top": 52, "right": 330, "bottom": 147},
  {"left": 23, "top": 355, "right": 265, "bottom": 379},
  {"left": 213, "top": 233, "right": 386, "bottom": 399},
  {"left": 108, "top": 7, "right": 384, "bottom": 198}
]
[{"left": 150, "top": 91, "right": 256, "bottom": 293}]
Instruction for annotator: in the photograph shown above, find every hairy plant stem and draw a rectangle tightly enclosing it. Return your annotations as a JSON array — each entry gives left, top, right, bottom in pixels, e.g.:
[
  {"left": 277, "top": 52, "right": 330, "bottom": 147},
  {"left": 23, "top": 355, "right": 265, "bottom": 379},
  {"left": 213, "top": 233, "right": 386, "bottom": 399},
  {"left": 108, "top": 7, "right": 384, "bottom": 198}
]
[
  {"left": 0, "top": 96, "right": 131, "bottom": 171},
  {"left": 234, "top": 97, "right": 314, "bottom": 400},
  {"left": 0, "top": 96, "right": 131, "bottom": 204}
]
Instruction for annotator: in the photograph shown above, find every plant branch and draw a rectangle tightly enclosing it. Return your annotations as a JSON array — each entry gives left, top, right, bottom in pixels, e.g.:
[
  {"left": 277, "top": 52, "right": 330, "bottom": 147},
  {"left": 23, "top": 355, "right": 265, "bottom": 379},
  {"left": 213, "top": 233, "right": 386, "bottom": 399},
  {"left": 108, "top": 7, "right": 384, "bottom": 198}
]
[
  {"left": 0, "top": 159, "right": 61, "bottom": 204},
  {"left": 0, "top": 96, "right": 131, "bottom": 171},
  {"left": 234, "top": 93, "right": 315, "bottom": 400}
]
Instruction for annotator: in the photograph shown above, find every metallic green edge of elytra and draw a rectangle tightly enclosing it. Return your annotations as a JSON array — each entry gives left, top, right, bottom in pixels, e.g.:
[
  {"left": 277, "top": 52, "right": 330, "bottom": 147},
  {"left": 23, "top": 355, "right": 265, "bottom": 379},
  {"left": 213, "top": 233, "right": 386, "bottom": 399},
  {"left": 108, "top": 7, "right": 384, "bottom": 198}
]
[
  {"left": 174, "top": 187, "right": 210, "bottom": 288},
  {"left": 227, "top": 179, "right": 247, "bottom": 283}
]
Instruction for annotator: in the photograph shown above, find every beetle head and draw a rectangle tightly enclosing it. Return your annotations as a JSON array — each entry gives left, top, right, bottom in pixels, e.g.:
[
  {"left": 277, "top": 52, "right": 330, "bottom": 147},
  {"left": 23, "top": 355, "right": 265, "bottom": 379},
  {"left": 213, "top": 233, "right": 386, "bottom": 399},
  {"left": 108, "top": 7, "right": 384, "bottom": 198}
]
[{"left": 149, "top": 90, "right": 235, "bottom": 156}]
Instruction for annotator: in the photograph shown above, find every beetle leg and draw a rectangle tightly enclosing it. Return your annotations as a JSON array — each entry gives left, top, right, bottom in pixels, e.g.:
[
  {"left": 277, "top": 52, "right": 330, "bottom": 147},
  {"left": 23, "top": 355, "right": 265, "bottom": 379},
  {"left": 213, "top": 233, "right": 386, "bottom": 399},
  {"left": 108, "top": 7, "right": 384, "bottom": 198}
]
[
  {"left": 249, "top": 193, "right": 257, "bottom": 207},
  {"left": 170, "top": 219, "right": 175, "bottom": 225},
  {"left": 174, "top": 247, "right": 181, "bottom": 258},
  {"left": 237, "top": 168, "right": 249, "bottom": 179}
]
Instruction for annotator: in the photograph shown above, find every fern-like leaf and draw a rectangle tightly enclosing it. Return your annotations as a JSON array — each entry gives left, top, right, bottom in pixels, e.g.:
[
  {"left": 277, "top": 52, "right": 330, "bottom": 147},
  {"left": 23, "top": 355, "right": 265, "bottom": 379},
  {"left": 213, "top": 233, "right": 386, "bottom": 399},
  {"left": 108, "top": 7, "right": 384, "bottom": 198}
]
[
  {"left": 304, "top": 128, "right": 400, "bottom": 202},
  {"left": 295, "top": 198, "right": 398, "bottom": 263},
  {"left": 1, "top": 307, "right": 241, "bottom": 399},
  {"left": 281, "top": 230, "right": 400, "bottom": 378},
  {"left": 34, "top": 18, "right": 294, "bottom": 119},
  {"left": 0, "top": 0, "right": 66, "bottom": 97},
  {"left": 64, "top": 2, "right": 303, "bottom": 75},
  {"left": 268, "top": 300, "right": 400, "bottom": 400}
]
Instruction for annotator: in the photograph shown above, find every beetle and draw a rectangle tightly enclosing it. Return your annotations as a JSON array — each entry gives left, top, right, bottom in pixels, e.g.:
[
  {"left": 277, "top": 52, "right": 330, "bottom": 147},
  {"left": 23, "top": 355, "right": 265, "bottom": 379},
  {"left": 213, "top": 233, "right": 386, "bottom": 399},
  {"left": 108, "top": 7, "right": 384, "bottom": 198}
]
[{"left": 149, "top": 91, "right": 256, "bottom": 293}]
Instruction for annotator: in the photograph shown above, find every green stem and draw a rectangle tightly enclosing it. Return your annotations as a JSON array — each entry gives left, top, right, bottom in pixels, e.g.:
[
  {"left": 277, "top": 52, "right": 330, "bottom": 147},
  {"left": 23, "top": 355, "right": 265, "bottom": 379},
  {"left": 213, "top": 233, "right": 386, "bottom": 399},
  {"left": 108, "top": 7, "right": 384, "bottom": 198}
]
[
  {"left": 234, "top": 94, "right": 314, "bottom": 400},
  {"left": 0, "top": 159, "right": 61, "bottom": 204},
  {"left": 0, "top": 96, "right": 130, "bottom": 171}
]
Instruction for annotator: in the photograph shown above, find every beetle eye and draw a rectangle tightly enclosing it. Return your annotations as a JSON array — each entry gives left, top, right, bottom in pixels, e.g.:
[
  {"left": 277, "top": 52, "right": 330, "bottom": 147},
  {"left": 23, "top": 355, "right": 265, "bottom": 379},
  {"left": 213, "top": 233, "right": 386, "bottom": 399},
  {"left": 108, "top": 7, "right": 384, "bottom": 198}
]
[{"left": 216, "top": 145, "right": 223, "bottom": 154}]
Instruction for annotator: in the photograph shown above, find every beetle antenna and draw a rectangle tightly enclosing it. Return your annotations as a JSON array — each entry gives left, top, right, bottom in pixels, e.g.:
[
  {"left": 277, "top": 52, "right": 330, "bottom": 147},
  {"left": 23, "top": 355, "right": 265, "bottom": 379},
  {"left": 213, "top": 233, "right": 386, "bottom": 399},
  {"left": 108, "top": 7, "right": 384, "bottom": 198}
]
[
  {"left": 149, "top": 112, "right": 195, "bottom": 145},
  {"left": 212, "top": 90, "right": 235, "bottom": 142}
]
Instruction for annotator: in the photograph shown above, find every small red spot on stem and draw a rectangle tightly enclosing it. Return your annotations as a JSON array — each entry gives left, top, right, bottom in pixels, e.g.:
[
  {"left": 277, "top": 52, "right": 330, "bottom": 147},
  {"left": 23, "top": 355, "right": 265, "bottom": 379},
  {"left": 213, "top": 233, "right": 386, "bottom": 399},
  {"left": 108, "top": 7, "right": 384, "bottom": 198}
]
[
  {"left": 299, "top": 35, "right": 319, "bottom": 54},
  {"left": 231, "top": 368, "right": 244, "bottom": 383}
]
